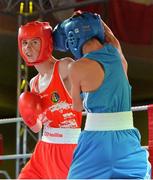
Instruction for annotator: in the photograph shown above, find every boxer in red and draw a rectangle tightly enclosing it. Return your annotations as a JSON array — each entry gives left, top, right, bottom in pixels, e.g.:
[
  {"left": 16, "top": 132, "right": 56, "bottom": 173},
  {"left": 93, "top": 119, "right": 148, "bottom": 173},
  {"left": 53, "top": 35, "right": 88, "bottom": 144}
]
[{"left": 17, "top": 21, "right": 82, "bottom": 179}]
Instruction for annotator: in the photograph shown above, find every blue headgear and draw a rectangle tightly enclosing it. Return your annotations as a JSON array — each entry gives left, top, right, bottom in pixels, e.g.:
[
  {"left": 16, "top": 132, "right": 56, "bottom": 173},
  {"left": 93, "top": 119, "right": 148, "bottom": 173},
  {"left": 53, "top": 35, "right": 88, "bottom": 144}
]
[
  {"left": 53, "top": 19, "right": 68, "bottom": 52},
  {"left": 64, "top": 12, "right": 105, "bottom": 59}
]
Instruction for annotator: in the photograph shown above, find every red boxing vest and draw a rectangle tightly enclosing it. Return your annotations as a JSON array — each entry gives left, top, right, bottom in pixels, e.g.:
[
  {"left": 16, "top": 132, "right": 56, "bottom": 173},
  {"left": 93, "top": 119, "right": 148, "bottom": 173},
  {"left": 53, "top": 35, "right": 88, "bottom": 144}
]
[{"left": 31, "top": 60, "right": 82, "bottom": 128}]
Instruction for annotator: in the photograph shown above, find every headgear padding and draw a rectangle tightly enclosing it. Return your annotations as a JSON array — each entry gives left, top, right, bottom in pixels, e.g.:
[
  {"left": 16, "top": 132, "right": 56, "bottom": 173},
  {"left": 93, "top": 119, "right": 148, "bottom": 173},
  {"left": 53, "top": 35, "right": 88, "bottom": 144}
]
[
  {"left": 18, "top": 21, "right": 53, "bottom": 66},
  {"left": 64, "top": 12, "right": 105, "bottom": 59},
  {"left": 53, "top": 20, "right": 69, "bottom": 52}
]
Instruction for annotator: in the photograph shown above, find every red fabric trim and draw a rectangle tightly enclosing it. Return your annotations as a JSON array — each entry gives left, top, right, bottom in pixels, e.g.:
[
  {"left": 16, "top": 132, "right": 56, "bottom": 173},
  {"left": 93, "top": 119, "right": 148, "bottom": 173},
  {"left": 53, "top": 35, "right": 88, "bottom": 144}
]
[
  {"left": 0, "top": 134, "right": 3, "bottom": 164},
  {"left": 147, "top": 104, "right": 153, "bottom": 177},
  {"left": 108, "top": 0, "right": 153, "bottom": 44},
  {"left": 75, "top": 0, "right": 104, "bottom": 15}
]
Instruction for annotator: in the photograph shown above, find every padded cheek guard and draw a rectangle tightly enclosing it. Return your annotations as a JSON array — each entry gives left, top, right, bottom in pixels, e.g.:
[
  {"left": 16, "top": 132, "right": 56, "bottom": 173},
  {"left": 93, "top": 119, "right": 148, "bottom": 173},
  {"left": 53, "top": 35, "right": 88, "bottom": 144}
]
[
  {"left": 64, "top": 12, "right": 105, "bottom": 59},
  {"left": 53, "top": 20, "right": 69, "bottom": 52}
]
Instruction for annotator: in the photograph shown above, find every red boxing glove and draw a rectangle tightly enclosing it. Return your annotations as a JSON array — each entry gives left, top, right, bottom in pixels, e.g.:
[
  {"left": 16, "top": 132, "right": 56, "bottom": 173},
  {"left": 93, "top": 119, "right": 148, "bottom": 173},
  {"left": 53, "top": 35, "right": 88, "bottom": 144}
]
[{"left": 18, "top": 91, "right": 44, "bottom": 133}]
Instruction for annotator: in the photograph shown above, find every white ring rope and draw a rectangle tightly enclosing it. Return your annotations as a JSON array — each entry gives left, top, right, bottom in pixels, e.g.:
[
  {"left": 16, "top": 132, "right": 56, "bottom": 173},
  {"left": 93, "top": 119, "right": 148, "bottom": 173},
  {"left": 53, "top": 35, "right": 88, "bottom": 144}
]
[
  {"left": 131, "top": 105, "right": 148, "bottom": 112},
  {"left": 0, "top": 117, "right": 22, "bottom": 124},
  {"left": 0, "top": 105, "right": 149, "bottom": 124},
  {"left": 0, "top": 104, "right": 151, "bottom": 161},
  {"left": 0, "top": 153, "right": 32, "bottom": 160}
]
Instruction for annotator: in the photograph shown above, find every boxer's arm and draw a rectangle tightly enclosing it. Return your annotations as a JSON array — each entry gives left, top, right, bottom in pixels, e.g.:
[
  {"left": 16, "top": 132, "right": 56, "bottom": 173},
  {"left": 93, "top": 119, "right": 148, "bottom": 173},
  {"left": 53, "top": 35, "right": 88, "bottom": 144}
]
[
  {"left": 102, "top": 20, "right": 128, "bottom": 76},
  {"left": 68, "top": 62, "right": 83, "bottom": 112},
  {"left": 59, "top": 57, "right": 74, "bottom": 80},
  {"left": 29, "top": 77, "right": 35, "bottom": 91}
]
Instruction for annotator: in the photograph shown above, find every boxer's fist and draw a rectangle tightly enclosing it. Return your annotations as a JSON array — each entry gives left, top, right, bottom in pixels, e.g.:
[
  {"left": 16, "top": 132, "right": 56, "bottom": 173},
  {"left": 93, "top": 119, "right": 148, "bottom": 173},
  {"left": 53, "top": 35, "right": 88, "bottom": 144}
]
[{"left": 18, "top": 91, "right": 44, "bottom": 133}]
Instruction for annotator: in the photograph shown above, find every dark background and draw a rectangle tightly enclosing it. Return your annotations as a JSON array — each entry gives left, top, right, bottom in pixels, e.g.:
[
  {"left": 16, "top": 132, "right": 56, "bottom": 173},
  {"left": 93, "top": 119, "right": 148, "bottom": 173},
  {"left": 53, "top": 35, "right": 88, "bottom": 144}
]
[{"left": 0, "top": 0, "right": 153, "bottom": 179}]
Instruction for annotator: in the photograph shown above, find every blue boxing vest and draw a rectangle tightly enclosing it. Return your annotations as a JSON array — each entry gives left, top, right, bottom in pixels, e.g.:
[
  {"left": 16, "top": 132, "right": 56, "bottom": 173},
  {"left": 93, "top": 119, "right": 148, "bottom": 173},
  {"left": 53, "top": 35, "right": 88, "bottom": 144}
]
[{"left": 82, "top": 44, "right": 131, "bottom": 113}]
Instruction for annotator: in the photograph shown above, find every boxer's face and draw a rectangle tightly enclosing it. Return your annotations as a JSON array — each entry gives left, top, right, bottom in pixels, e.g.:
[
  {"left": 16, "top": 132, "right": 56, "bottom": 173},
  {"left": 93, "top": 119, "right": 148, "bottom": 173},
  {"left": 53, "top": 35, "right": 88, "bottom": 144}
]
[{"left": 22, "top": 38, "right": 41, "bottom": 63}]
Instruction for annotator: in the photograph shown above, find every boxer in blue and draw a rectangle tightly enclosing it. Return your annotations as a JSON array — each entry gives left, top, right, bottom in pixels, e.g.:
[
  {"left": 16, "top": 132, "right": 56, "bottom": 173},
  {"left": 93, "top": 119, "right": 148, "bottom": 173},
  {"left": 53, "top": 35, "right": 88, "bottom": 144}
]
[{"left": 53, "top": 11, "right": 151, "bottom": 179}]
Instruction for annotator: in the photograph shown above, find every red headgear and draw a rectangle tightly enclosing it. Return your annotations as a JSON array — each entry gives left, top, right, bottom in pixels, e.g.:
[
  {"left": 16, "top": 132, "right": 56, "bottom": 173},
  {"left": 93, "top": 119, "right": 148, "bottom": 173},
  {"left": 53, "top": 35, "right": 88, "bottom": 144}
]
[{"left": 18, "top": 21, "right": 53, "bottom": 66}]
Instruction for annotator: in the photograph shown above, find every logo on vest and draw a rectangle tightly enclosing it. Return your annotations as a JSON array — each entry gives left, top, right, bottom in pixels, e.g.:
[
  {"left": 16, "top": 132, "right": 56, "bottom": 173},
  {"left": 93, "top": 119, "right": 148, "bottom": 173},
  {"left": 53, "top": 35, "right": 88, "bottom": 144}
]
[{"left": 51, "top": 91, "right": 60, "bottom": 103}]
